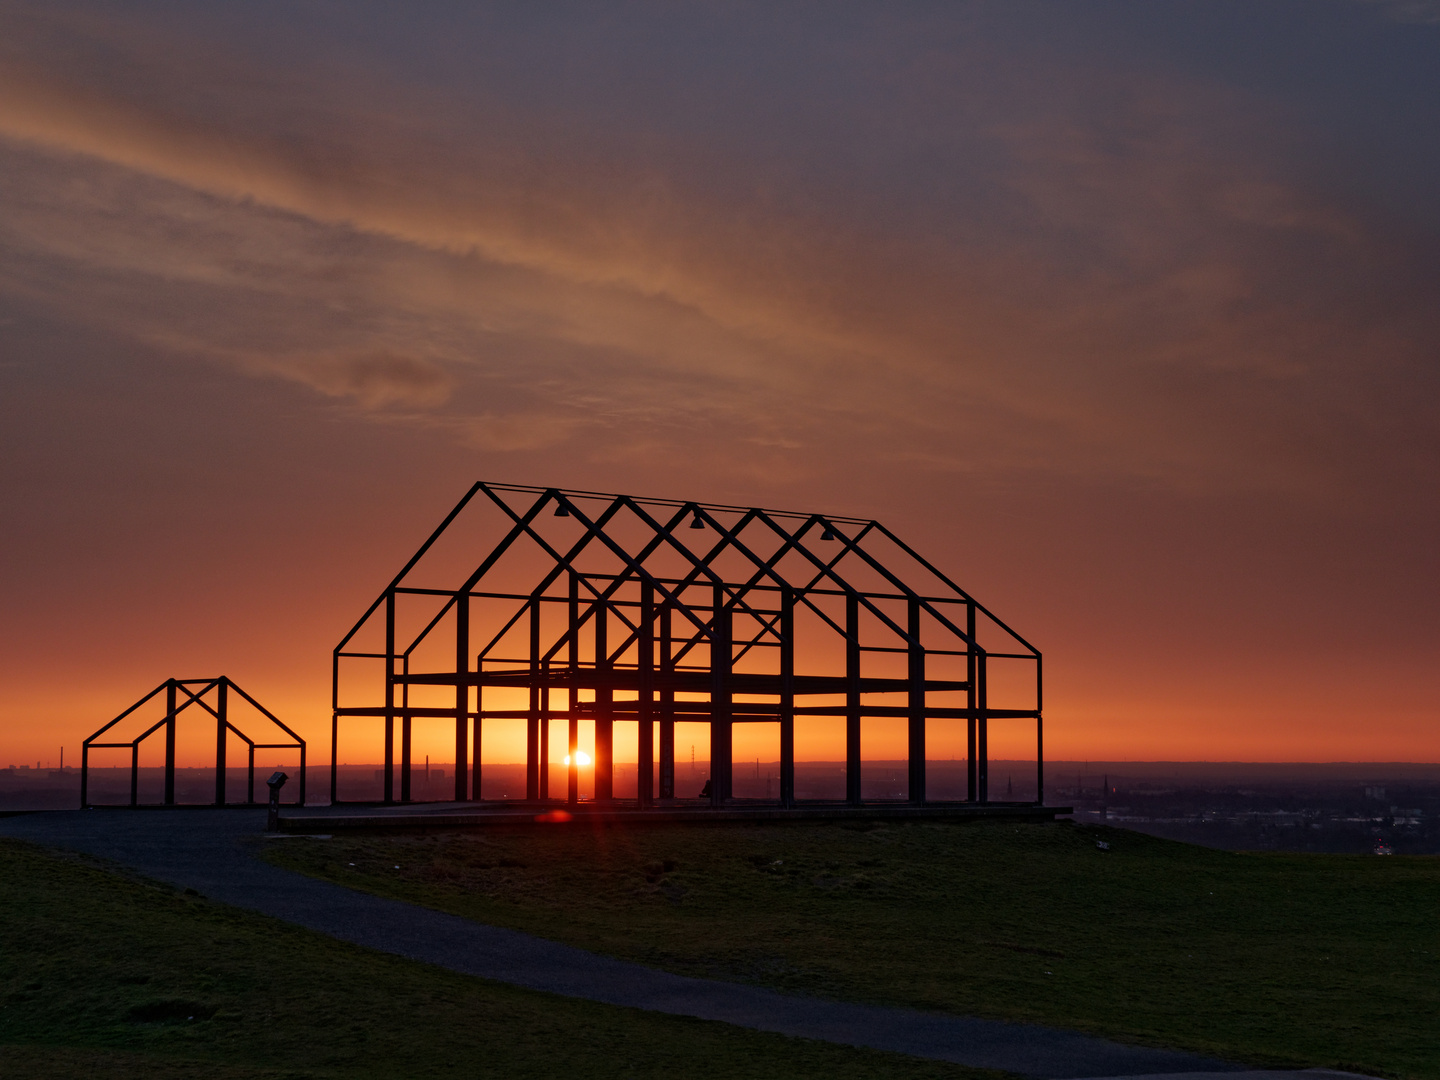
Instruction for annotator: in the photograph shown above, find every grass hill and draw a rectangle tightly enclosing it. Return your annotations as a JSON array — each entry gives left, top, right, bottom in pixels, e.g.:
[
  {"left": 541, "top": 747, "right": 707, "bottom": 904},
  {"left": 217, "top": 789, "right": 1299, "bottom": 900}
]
[
  {"left": 0, "top": 836, "right": 991, "bottom": 1080},
  {"left": 265, "top": 818, "right": 1440, "bottom": 1079}
]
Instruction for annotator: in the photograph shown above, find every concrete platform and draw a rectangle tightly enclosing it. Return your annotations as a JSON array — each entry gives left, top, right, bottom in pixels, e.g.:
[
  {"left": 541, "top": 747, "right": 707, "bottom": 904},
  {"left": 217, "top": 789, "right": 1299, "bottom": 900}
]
[{"left": 278, "top": 799, "right": 1073, "bottom": 832}]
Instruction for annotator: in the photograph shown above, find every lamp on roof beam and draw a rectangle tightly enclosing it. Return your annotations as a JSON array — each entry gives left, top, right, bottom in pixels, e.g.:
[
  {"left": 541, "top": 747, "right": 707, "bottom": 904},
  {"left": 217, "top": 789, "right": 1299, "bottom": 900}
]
[
  {"left": 689, "top": 512, "right": 705, "bottom": 529},
  {"left": 821, "top": 524, "right": 836, "bottom": 541},
  {"left": 553, "top": 500, "right": 570, "bottom": 517}
]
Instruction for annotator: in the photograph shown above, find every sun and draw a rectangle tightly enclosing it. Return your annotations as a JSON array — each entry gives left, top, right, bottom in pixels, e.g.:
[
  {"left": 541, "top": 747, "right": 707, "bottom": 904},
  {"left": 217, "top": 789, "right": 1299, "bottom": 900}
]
[{"left": 562, "top": 751, "right": 591, "bottom": 767}]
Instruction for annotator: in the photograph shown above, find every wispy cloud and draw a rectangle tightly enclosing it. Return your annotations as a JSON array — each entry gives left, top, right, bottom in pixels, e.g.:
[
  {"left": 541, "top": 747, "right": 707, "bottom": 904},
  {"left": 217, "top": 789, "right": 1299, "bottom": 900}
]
[{"left": 0, "top": 4, "right": 1435, "bottom": 504}]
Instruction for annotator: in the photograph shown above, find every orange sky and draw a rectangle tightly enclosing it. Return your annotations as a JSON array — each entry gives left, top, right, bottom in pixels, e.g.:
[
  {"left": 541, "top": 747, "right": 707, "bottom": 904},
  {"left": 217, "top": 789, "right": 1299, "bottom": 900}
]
[{"left": 1, "top": 3, "right": 1437, "bottom": 769}]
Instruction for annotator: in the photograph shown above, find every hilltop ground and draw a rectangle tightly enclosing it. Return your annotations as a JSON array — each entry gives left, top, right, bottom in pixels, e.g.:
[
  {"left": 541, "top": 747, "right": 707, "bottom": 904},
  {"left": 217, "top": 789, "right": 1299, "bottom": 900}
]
[
  {"left": 0, "top": 835, "right": 995, "bottom": 1080},
  {"left": 264, "top": 818, "right": 1440, "bottom": 1079}
]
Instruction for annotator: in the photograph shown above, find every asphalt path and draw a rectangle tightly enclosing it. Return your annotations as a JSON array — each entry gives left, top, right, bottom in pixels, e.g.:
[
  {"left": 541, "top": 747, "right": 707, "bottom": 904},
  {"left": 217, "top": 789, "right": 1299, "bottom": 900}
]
[{"left": 0, "top": 808, "right": 1250, "bottom": 1078}]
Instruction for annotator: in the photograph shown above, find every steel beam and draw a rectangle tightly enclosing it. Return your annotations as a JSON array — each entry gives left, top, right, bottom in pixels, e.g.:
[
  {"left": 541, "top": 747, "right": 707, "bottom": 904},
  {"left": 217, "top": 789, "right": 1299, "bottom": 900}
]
[
  {"left": 384, "top": 591, "right": 395, "bottom": 805},
  {"left": 473, "top": 681, "right": 484, "bottom": 801},
  {"left": 594, "top": 596, "right": 613, "bottom": 801},
  {"left": 164, "top": 679, "right": 176, "bottom": 806},
  {"left": 846, "top": 594, "right": 861, "bottom": 806},
  {"left": 780, "top": 586, "right": 795, "bottom": 808},
  {"left": 330, "top": 707, "right": 339, "bottom": 806},
  {"left": 456, "top": 591, "right": 469, "bottom": 802},
  {"left": 908, "top": 596, "right": 925, "bottom": 805},
  {"left": 967, "top": 601, "right": 977, "bottom": 803},
  {"left": 527, "top": 598, "right": 540, "bottom": 800},
  {"left": 978, "top": 651, "right": 989, "bottom": 804},
  {"left": 568, "top": 571, "right": 579, "bottom": 805},
  {"left": 659, "top": 602, "right": 675, "bottom": 800},
  {"left": 710, "top": 586, "right": 732, "bottom": 806},
  {"left": 638, "top": 580, "right": 655, "bottom": 808},
  {"left": 400, "top": 694, "right": 413, "bottom": 804},
  {"left": 215, "top": 678, "right": 228, "bottom": 806},
  {"left": 540, "top": 668, "right": 551, "bottom": 800},
  {"left": 1036, "top": 715, "right": 1044, "bottom": 807}
]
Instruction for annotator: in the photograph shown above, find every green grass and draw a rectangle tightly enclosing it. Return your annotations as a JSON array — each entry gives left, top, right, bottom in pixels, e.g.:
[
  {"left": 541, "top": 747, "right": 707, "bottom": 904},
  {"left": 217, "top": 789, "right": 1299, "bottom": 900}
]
[
  {"left": 265, "top": 819, "right": 1440, "bottom": 1079},
  {"left": 0, "top": 837, "right": 1001, "bottom": 1080}
]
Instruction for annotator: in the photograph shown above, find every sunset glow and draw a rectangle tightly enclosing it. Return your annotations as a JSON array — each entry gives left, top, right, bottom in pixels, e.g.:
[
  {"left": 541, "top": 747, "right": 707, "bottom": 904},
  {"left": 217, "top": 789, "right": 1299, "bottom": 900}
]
[{"left": 0, "top": 4, "right": 1435, "bottom": 770}]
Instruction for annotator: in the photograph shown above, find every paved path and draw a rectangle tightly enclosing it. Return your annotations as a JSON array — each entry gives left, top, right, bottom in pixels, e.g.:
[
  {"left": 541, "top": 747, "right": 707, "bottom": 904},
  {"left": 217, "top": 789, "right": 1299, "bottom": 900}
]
[{"left": 2, "top": 809, "right": 1246, "bottom": 1078}]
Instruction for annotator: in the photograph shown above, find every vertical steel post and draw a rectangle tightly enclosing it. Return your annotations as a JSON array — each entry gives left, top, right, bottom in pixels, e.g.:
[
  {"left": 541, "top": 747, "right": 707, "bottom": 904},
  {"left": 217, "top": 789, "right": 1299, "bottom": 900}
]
[
  {"left": 473, "top": 678, "right": 483, "bottom": 801},
  {"left": 527, "top": 597, "right": 541, "bottom": 800},
  {"left": 540, "top": 662, "right": 551, "bottom": 800},
  {"left": 780, "top": 586, "right": 795, "bottom": 808},
  {"left": 400, "top": 654, "right": 412, "bottom": 803},
  {"left": 1036, "top": 715, "right": 1044, "bottom": 806},
  {"left": 456, "top": 590, "right": 469, "bottom": 802},
  {"left": 384, "top": 590, "right": 395, "bottom": 805},
  {"left": 639, "top": 580, "right": 654, "bottom": 807},
  {"left": 908, "top": 596, "right": 925, "bottom": 805},
  {"left": 80, "top": 742, "right": 89, "bottom": 809},
  {"left": 845, "top": 594, "right": 861, "bottom": 805},
  {"left": 1035, "top": 653, "right": 1043, "bottom": 805},
  {"left": 298, "top": 742, "right": 306, "bottom": 807},
  {"left": 330, "top": 710, "right": 339, "bottom": 805},
  {"left": 978, "top": 650, "right": 989, "bottom": 803},
  {"left": 595, "top": 595, "right": 613, "bottom": 801},
  {"left": 130, "top": 741, "right": 139, "bottom": 807},
  {"left": 967, "top": 602, "right": 977, "bottom": 803},
  {"left": 331, "top": 651, "right": 340, "bottom": 805},
  {"left": 710, "top": 585, "right": 732, "bottom": 806},
  {"left": 659, "top": 601, "right": 675, "bottom": 800},
  {"left": 568, "top": 571, "right": 579, "bottom": 805},
  {"left": 164, "top": 679, "right": 176, "bottom": 806},
  {"left": 248, "top": 744, "right": 255, "bottom": 804},
  {"left": 215, "top": 678, "right": 228, "bottom": 807}
]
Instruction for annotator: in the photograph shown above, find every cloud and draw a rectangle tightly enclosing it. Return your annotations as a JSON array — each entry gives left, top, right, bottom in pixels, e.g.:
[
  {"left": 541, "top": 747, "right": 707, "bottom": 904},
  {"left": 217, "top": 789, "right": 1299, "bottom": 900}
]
[
  {"left": 0, "top": 2, "right": 1436, "bottom": 765},
  {"left": 250, "top": 351, "right": 454, "bottom": 409},
  {"left": 455, "top": 412, "right": 586, "bottom": 453},
  {"left": 0, "top": 4, "right": 1435, "bottom": 503}
]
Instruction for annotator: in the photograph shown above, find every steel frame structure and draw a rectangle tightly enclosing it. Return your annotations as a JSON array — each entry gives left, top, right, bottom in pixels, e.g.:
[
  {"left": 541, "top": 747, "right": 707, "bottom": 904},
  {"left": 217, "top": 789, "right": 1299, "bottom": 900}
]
[
  {"left": 332, "top": 483, "right": 1043, "bottom": 809},
  {"left": 81, "top": 677, "right": 306, "bottom": 808}
]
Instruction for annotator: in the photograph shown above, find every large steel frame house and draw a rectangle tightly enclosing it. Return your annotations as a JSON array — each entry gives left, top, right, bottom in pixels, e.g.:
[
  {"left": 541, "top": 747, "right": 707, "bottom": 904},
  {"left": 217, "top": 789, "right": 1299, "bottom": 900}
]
[{"left": 331, "top": 483, "right": 1043, "bottom": 809}]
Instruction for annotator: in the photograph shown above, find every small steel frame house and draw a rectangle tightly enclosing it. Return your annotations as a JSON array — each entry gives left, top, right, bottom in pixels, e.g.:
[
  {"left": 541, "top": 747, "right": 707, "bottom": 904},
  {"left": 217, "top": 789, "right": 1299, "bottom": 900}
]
[
  {"left": 81, "top": 677, "right": 306, "bottom": 808},
  {"left": 331, "top": 483, "right": 1043, "bottom": 808}
]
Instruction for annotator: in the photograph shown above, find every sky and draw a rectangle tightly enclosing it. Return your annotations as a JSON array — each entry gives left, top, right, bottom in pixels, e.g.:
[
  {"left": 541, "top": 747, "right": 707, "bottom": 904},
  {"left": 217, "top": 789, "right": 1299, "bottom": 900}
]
[{"left": 1, "top": 0, "right": 1437, "bottom": 770}]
